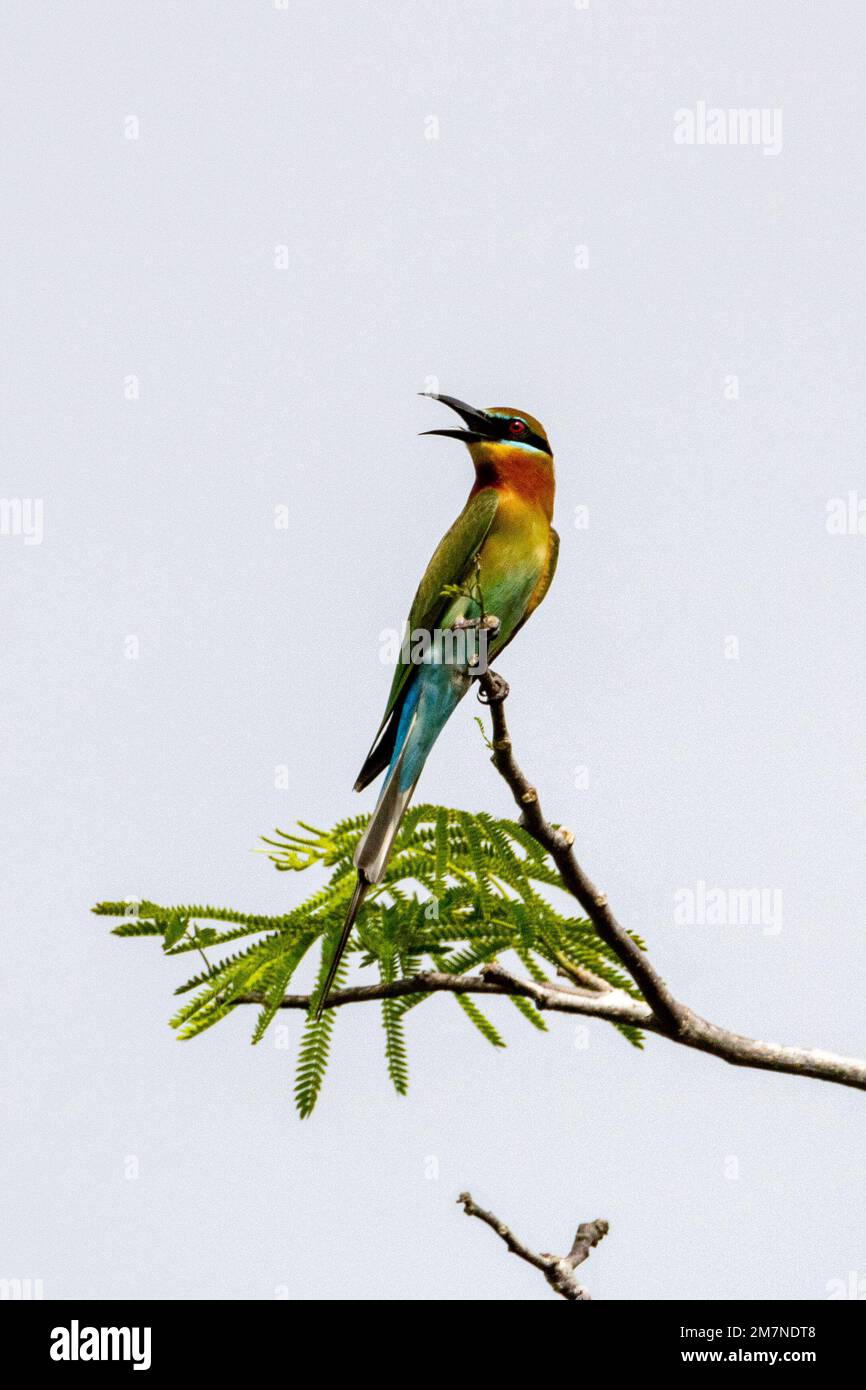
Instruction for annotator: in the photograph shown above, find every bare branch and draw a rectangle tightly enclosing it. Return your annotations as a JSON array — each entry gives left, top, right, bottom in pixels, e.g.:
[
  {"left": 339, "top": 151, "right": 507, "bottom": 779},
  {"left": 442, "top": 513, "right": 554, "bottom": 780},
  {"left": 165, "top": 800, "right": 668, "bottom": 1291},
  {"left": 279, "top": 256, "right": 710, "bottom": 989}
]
[
  {"left": 566, "top": 1218, "right": 610, "bottom": 1270},
  {"left": 232, "top": 666, "right": 866, "bottom": 1096},
  {"left": 235, "top": 968, "right": 653, "bottom": 1025},
  {"left": 234, "top": 962, "right": 866, "bottom": 1091},
  {"left": 456, "top": 1191, "right": 608, "bottom": 1300},
  {"left": 476, "top": 668, "right": 685, "bottom": 1032}
]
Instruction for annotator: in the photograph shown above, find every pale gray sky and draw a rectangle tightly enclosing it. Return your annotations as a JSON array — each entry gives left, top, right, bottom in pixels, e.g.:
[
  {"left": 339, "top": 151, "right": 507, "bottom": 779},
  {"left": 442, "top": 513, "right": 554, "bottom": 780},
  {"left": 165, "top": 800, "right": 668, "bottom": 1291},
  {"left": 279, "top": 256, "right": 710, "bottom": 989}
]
[{"left": 3, "top": 0, "right": 866, "bottom": 1300}]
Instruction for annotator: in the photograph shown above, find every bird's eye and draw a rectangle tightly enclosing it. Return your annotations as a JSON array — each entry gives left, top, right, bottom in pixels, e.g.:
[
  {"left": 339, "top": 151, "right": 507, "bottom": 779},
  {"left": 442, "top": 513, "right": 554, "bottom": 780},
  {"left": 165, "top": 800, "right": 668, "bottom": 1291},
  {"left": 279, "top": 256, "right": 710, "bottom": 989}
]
[{"left": 508, "top": 419, "right": 528, "bottom": 438}]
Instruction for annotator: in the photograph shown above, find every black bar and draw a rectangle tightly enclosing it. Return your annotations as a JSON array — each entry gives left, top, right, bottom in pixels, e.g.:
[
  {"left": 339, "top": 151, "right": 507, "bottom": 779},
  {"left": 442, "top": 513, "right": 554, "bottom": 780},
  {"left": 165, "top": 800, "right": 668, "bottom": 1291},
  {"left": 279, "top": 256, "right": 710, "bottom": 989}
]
[{"left": 3, "top": 1297, "right": 862, "bottom": 1373}]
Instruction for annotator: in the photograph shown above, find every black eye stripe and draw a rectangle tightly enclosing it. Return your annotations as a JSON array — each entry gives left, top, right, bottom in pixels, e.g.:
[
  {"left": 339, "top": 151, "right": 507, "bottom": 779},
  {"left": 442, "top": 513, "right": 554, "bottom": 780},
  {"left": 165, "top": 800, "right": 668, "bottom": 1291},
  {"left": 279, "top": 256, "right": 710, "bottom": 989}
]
[{"left": 491, "top": 417, "right": 550, "bottom": 454}]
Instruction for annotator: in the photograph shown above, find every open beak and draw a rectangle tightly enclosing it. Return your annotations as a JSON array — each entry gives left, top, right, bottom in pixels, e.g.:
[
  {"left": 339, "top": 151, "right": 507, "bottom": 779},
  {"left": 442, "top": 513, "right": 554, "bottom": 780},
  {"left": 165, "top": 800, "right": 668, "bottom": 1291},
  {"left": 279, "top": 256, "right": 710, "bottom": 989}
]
[{"left": 419, "top": 392, "right": 493, "bottom": 443}]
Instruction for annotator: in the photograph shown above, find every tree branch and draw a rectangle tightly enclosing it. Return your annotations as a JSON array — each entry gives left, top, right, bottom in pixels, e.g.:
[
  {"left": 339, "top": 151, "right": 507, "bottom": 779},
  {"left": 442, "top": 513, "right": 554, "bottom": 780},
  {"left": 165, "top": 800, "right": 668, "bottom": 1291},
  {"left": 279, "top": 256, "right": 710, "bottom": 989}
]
[
  {"left": 476, "top": 669, "right": 685, "bottom": 1032},
  {"left": 234, "top": 961, "right": 866, "bottom": 1091},
  {"left": 232, "top": 666, "right": 866, "bottom": 1096},
  {"left": 456, "top": 1191, "right": 608, "bottom": 1301},
  {"left": 236, "top": 969, "right": 652, "bottom": 1025}
]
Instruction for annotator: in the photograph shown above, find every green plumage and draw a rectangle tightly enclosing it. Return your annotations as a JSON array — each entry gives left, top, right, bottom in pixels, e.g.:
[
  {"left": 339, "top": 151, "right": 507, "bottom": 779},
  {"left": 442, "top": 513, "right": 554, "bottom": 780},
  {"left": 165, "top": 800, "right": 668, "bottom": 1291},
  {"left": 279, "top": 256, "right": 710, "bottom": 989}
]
[{"left": 365, "top": 488, "right": 500, "bottom": 756}]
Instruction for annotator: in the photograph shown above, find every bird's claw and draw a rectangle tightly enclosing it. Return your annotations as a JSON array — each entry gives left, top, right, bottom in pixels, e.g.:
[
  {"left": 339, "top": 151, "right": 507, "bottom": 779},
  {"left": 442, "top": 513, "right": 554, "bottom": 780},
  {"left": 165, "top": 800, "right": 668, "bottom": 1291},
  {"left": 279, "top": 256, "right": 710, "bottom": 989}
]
[
  {"left": 453, "top": 613, "right": 501, "bottom": 635},
  {"left": 477, "top": 671, "right": 510, "bottom": 704}
]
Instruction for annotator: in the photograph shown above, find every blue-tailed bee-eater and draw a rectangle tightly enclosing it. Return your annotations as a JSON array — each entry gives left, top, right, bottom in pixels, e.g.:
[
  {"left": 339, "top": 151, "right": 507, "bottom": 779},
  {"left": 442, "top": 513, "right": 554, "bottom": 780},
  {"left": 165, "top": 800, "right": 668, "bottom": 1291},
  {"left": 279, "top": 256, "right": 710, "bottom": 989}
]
[{"left": 317, "top": 393, "right": 558, "bottom": 1013}]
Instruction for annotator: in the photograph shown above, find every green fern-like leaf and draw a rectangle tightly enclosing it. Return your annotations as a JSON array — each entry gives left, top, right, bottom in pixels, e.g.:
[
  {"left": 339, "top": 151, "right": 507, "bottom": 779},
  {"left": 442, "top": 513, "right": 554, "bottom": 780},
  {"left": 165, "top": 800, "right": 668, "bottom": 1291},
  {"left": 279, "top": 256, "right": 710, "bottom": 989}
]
[
  {"left": 250, "top": 932, "right": 317, "bottom": 1046},
  {"left": 96, "top": 801, "right": 650, "bottom": 1109},
  {"left": 294, "top": 937, "right": 350, "bottom": 1118},
  {"left": 506, "top": 993, "right": 548, "bottom": 1032},
  {"left": 452, "top": 992, "right": 506, "bottom": 1048},
  {"left": 379, "top": 947, "right": 409, "bottom": 1096}
]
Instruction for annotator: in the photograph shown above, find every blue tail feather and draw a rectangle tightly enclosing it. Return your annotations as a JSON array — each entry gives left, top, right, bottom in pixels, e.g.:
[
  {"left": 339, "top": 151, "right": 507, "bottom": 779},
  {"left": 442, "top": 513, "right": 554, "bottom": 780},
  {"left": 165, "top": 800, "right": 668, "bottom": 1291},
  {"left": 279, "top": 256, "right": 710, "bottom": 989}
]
[{"left": 355, "top": 663, "right": 470, "bottom": 882}]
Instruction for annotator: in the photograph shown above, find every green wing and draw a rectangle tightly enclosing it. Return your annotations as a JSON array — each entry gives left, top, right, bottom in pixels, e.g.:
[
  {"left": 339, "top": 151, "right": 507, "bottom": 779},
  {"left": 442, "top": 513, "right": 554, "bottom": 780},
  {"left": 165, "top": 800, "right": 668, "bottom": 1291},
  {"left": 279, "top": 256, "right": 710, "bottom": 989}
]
[
  {"left": 383, "top": 487, "right": 499, "bottom": 721},
  {"left": 354, "top": 488, "right": 499, "bottom": 789}
]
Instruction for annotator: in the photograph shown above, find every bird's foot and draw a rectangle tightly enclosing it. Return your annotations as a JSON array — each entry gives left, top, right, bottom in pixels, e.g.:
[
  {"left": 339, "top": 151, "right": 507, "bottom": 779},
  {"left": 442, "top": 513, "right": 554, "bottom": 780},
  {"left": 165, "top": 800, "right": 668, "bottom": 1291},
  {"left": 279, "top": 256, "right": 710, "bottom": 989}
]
[
  {"left": 452, "top": 613, "right": 501, "bottom": 635},
  {"left": 476, "top": 669, "right": 510, "bottom": 704},
  {"left": 450, "top": 614, "right": 501, "bottom": 680}
]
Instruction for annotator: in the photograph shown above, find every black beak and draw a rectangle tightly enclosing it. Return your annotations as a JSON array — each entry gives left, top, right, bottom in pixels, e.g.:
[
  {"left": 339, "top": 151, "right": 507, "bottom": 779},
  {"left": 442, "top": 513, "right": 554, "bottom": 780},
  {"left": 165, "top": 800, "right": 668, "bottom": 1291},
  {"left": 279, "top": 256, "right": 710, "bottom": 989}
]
[{"left": 419, "top": 392, "right": 494, "bottom": 443}]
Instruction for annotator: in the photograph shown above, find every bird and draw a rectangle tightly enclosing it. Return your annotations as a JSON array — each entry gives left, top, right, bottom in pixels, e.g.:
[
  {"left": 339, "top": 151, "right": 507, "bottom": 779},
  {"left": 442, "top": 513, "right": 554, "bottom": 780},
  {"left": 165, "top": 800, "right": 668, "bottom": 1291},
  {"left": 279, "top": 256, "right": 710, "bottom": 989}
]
[{"left": 316, "top": 392, "right": 558, "bottom": 1015}]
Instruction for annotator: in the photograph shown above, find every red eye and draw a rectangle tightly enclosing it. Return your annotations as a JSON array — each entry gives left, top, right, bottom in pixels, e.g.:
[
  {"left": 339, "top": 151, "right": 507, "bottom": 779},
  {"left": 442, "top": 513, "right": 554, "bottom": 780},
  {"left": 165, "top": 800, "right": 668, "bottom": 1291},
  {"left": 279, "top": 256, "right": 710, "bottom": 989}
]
[{"left": 508, "top": 419, "right": 527, "bottom": 437}]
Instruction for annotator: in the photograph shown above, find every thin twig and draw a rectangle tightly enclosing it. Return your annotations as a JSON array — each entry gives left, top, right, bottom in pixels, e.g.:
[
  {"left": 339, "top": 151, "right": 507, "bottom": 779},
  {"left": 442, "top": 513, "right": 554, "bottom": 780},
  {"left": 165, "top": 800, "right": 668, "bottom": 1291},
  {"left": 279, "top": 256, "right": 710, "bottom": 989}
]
[
  {"left": 456, "top": 1191, "right": 608, "bottom": 1301},
  {"left": 539, "top": 936, "right": 614, "bottom": 993}
]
